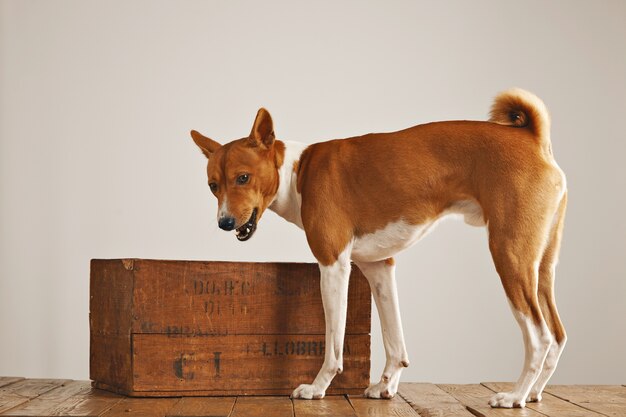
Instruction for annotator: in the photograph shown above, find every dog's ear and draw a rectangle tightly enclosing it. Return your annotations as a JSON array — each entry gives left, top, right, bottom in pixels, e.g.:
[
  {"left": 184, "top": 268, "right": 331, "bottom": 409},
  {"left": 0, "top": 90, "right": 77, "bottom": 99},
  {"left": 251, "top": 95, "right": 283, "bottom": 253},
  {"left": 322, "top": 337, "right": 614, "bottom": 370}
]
[
  {"left": 248, "top": 108, "right": 275, "bottom": 148},
  {"left": 190, "top": 130, "right": 221, "bottom": 158}
]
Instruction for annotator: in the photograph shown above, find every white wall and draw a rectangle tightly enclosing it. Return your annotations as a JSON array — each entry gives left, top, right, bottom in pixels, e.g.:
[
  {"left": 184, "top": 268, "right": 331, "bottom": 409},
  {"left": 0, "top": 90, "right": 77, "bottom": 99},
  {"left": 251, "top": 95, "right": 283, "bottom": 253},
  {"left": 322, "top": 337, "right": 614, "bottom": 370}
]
[{"left": 1, "top": 0, "right": 625, "bottom": 385}]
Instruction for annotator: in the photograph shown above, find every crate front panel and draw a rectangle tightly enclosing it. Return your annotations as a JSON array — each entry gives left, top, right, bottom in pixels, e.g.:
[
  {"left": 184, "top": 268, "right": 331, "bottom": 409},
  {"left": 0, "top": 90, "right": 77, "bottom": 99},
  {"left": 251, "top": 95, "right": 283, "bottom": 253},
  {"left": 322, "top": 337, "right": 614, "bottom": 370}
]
[
  {"left": 131, "top": 334, "right": 370, "bottom": 392},
  {"left": 90, "top": 259, "right": 372, "bottom": 395},
  {"left": 131, "top": 260, "right": 371, "bottom": 336}
]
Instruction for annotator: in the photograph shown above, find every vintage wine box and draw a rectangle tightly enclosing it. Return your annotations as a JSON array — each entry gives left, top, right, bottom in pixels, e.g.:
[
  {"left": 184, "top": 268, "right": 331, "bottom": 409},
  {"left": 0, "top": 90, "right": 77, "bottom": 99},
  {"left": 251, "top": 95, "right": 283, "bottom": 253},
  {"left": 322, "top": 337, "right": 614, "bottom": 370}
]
[{"left": 89, "top": 259, "right": 371, "bottom": 396}]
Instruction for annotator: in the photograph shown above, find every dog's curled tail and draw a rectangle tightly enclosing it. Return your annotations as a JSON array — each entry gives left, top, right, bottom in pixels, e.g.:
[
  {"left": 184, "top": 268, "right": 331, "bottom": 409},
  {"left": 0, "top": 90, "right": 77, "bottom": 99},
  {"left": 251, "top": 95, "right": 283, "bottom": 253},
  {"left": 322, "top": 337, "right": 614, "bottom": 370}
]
[{"left": 489, "top": 88, "right": 552, "bottom": 154}]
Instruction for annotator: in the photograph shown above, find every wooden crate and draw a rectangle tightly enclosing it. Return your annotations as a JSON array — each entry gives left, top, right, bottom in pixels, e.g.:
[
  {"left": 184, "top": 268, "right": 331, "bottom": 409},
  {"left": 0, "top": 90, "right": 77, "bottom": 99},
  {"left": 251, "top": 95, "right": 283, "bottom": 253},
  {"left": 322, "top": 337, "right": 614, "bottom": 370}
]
[{"left": 89, "top": 259, "right": 371, "bottom": 397}]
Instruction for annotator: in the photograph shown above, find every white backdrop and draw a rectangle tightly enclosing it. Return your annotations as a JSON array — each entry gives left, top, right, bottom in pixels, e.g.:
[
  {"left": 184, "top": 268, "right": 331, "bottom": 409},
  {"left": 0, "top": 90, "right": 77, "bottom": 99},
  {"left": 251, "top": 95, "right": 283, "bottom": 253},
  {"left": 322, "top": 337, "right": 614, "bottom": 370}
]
[{"left": 1, "top": 0, "right": 625, "bottom": 384}]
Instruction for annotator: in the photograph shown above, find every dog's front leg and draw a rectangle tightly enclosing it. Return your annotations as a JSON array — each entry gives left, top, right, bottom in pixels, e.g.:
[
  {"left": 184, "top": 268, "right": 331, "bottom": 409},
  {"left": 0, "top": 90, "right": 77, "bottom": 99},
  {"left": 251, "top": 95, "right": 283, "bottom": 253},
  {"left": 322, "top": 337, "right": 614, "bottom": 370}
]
[{"left": 291, "top": 256, "right": 351, "bottom": 399}]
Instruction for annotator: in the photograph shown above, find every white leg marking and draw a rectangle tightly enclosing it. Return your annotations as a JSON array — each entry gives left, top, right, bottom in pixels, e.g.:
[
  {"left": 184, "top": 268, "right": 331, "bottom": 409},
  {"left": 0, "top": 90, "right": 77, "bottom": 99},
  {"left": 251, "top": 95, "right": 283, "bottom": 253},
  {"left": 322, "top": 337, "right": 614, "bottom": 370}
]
[
  {"left": 489, "top": 306, "right": 553, "bottom": 408},
  {"left": 355, "top": 260, "right": 409, "bottom": 399},
  {"left": 291, "top": 245, "right": 352, "bottom": 399},
  {"left": 527, "top": 338, "right": 566, "bottom": 402}
]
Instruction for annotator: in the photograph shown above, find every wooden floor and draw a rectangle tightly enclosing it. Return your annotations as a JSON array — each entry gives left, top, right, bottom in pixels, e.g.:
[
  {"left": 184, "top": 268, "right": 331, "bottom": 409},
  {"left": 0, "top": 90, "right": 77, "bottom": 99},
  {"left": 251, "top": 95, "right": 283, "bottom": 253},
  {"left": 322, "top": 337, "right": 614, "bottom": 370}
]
[{"left": 1, "top": 378, "right": 624, "bottom": 417}]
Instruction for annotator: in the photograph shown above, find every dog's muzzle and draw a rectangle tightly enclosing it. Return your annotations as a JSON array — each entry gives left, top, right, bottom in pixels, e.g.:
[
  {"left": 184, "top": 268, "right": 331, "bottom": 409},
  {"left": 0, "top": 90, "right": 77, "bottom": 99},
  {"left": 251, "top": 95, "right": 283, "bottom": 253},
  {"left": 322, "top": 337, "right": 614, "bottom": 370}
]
[{"left": 235, "top": 208, "right": 258, "bottom": 241}]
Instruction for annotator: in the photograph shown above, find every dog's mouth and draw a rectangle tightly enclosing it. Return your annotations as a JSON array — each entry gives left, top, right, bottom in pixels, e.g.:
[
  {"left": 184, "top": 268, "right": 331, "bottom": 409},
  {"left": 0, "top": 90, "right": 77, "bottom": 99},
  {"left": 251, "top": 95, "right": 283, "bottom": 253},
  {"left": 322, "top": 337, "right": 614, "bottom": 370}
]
[{"left": 235, "top": 208, "right": 258, "bottom": 241}]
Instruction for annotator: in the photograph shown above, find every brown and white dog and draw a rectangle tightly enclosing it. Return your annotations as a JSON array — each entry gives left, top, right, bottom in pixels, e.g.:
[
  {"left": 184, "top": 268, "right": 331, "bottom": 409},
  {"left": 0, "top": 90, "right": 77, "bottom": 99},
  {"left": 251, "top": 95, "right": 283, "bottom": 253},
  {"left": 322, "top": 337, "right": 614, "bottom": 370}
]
[{"left": 190, "top": 88, "right": 567, "bottom": 408}]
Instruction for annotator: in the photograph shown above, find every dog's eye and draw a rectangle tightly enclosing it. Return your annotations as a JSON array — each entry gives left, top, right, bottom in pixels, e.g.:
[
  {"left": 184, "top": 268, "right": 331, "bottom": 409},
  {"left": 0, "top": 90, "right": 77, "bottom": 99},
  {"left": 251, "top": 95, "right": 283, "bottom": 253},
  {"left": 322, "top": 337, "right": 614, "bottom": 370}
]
[
  {"left": 209, "top": 182, "right": 218, "bottom": 193},
  {"left": 236, "top": 174, "right": 250, "bottom": 185}
]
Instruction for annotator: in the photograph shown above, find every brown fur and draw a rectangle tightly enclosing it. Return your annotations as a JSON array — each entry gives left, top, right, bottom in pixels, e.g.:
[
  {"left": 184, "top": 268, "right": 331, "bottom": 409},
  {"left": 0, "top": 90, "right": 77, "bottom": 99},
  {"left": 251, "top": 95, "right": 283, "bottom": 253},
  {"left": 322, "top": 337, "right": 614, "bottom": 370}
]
[
  {"left": 191, "top": 110, "right": 286, "bottom": 228},
  {"left": 296, "top": 121, "right": 563, "bottom": 272}
]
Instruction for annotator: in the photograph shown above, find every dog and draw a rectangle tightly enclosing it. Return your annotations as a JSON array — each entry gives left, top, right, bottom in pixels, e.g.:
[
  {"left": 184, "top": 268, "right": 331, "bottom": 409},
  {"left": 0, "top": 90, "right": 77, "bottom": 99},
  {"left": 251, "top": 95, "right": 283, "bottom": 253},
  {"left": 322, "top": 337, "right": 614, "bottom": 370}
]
[{"left": 190, "top": 88, "right": 567, "bottom": 408}]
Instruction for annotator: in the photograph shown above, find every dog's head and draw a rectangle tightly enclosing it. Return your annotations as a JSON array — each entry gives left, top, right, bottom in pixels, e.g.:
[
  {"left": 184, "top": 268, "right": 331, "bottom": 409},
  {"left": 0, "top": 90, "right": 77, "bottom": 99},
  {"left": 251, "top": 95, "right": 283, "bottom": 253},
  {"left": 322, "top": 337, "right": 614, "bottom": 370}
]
[{"left": 191, "top": 108, "right": 284, "bottom": 241}]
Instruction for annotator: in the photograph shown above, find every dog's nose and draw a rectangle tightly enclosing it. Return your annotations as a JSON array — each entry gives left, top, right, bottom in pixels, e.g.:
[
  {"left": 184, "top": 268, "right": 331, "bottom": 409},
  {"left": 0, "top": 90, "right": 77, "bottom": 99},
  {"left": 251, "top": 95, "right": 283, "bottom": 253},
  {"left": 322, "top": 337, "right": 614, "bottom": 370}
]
[{"left": 218, "top": 217, "right": 236, "bottom": 231}]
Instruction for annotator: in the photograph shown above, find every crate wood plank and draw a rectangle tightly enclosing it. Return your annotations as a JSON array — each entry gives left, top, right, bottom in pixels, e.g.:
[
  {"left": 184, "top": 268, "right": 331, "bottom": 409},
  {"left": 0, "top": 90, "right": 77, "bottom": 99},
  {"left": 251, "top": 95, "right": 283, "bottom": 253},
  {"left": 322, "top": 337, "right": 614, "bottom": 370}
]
[
  {"left": 543, "top": 385, "right": 626, "bottom": 417},
  {"left": 165, "top": 397, "right": 236, "bottom": 417},
  {"left": 131, "top": 334, "right": 369, "bottom": 394},
  {"left": 122, "top": 260, "right": 370, "bottom": 336},
  {"left": 349, "top": 395, "right": 419, "bottom": 417},
  {"left": 0, "top": 379, "right": 71, "bottom": 414},
  {"left": 0, "top": 380, "right": 23, "bottom": 390},
  {"left": 1, "top": 381, "right": 92, "bottom": 416},
  {"left": 482, "top": 382, "right": 605, "bottom": 416},
  {"left": 90, "top": 259, "right": 134, "bottom": 392},
  {"left": 437, "top": 384, "right": 543, "bottom": 417},
  {"left": 90, "top": 334, "right": 133, "bottom": 395},
  {"left": 34, "top": 387, "right": 123, "bottom": 417},
  {"left": 89, "top": 260, "right": 134, "bottom": 336},
  {"left": 292, "top": 396, "right": 356, "bottom": 417},
  {"left": 100, "top": 397, "right": 180, "bottom": 417},
  {"left": 229, "top": 397, "right": 293, "bottom": 417},
  {"left": 398, "top": 383, "right": 474, "bottom": 417}
]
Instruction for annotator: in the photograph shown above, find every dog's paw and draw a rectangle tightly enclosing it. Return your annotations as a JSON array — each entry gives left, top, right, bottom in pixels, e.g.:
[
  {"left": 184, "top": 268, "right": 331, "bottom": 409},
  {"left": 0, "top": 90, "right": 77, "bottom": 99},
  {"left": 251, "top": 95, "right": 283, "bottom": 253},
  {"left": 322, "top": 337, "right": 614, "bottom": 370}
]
[
  {"left": 291, "top": 383, "right": 325, "bottom": 400},
  {"left": 526, "top": 391, "right": 542, "bottom": 403},
  {"left": 364, "top": 381, "right": 396, "bottom": 399},
  {"left": 489, "top": 391, "right": 526, "bottom": 408}
]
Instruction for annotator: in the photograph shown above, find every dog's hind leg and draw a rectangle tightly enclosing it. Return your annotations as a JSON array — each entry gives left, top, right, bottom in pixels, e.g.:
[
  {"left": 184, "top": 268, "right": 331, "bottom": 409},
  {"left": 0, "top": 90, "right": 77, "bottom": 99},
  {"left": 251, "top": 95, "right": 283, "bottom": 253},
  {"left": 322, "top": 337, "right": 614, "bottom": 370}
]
[
  {"left": 486, "top": 200, "right": 556, "bottom": 408},
  {"left": 354, "top": 258, "right": 409, "bottom": 399},
  {"left": 527, "top": 192, "right": 568, "bottom": 402}
]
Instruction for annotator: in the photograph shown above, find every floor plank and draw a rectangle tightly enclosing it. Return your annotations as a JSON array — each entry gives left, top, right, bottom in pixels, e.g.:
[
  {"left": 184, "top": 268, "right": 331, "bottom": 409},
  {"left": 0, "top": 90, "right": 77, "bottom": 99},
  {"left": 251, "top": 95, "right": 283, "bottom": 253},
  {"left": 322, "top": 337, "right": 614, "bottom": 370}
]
[
  {"left": 482, "top": 382, "right": 605, "bottom": 417},
  {"left": 0, "top": 379, "right": 24, "bottom": 389},
  {"left": 1, "top": 381, "right": 92, "bottom": 416},
  {"left": 166, "top": 397, "right": 236, "bottom": 417},
  {"left": 293, "top": 396, "right": 356, "bottom": 417},
  {"left": 0, "top": 379, "right": 71, "bottom": 414},
  {"left": 43, "top": 387, "right": 124, "bottom": 417},
  {"left": 229, "top": 397, "right": 293, "bottom": 417},
  {"left": 2, "top": 378, "right": 625, "bottom": 417},
  {"left": 349, "top": 395, "right": 419, "bottom": 416},
  {"left": 437, "top": 384, "right": 543, "bottom": 417},
  {"left": 398, "top": 383, "right": 474, "bottom": 417},
  {"left": 99, "top": 397, "right": 180, "bottom": 417},
  {"left": 543, "top": 385, "right": 626, "bottom": 417}
]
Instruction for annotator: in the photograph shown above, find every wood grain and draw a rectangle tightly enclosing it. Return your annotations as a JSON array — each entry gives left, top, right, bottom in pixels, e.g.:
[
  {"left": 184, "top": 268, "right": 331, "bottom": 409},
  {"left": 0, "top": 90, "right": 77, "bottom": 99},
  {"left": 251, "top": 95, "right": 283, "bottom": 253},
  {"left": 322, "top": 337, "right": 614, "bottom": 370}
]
[
  {"left": 349, "top": 395, "right": 419, "bottom": 416},
  {"left": 398, "top": 383, "right": 474, "bottom": 417},
  {"left": 293, "top": 396, "right": 356, "bottom": 417},
  {"left": 165, "top": 397, "right": 236, "bottom": 417},
  {"left": 0, "top": 379, "right": 71, "bottom": 414},
  {"left": 90, "top": 259, "right": 134, "bottom": 392},
  {"left": 89, "top": 335, "right": 132, "bottom": 394},
  {"left": 482, "top": 382, "right": 605, "bottom": 417},
  {"left": 1, "top": 381, "right": 91, "bottom": 416},
  {"left": 543, "top": 385, "right": 626, "bottom": 417},
  {"left": 130, "top": 260, "right": 370, "bottom": 336},
  {"left": 131, "top": 334, "right": 369, "bottom": 394},
  {"left": 437, "top": 384, "right": 543, "bottom": 417},
  {"left": 229, "top": 397, "right": 293, "bottom": 417},
  {"left": 100, "top": 397, "right": 180, "bottom": 417},
  {"left": 0, "top": 379, "right": 23, "bottom": 390},
  {"left": 37, "top": 387, "right": 124, "bottom": 417}
]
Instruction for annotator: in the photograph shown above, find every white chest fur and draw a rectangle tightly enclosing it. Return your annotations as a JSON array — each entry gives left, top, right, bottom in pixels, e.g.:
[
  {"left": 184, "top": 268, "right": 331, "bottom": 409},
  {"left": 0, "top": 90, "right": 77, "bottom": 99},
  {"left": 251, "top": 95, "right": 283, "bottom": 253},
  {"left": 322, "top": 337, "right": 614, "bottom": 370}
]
[
  {"left": 269, "top": 141, "right": 308, "bottom": 229},
  {"left": 351, "top": 200, "right": 485, "bottom": 263}
]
